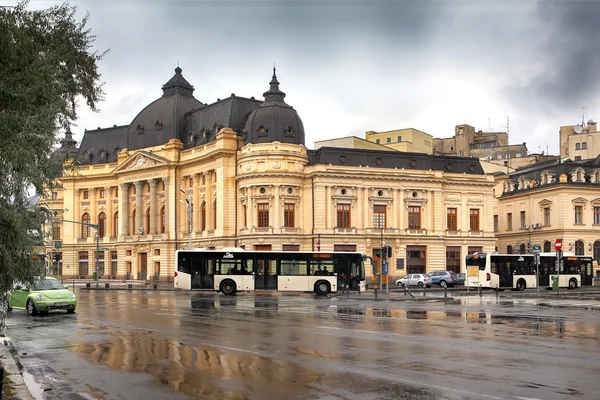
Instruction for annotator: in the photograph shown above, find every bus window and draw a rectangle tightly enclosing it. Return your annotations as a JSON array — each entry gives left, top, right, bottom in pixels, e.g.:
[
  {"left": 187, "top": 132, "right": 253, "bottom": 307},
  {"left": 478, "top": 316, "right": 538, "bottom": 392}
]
[
  {"left": 178, "top": 253, "right": 191, "bottom": 274},
  {"left": 221, "top": 260, "right": 242, "bottom": 274},
  {"left": 280, "top": 259, "right": 308, "bottom": 275},
  {"left": 310, "top": 260, "right": 334, "bottom": 275}
]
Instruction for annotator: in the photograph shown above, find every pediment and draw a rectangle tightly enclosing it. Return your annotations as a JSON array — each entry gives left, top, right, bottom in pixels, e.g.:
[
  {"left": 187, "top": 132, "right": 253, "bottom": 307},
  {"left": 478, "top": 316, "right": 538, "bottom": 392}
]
[
  {"left": 538, "top": 199, "right": 552, "bottom": 207},
  {"left": 113, "top": 151, "right": 168, "bottom": 174},
  {"left": 591, "top": 198, "right": 600, "bottom": 206},
  {"left": 571, "top": 197, "right": 588, "bottom": 204}
]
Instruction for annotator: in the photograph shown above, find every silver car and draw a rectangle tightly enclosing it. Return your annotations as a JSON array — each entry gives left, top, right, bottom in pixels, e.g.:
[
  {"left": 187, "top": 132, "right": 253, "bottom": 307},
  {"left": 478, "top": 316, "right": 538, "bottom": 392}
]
[{"left": 395, "top": 274, "right": 432, "bottom": 288}]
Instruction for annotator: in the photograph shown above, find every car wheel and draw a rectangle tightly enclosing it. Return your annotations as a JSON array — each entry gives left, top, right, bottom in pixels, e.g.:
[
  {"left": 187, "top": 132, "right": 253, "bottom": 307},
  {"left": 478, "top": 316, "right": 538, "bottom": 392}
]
[
  {"left": 417, "top": 282, "right": 424, "bottom": 287},
  {"left": 315, "top": 281, "right": 331, "bottom": 295},
  {"left": 439, "top": 280, "right": 447, "bottom": 288},
  {"left": 26, "top": 299, "right": 38, "bottom": 316},
  {"left": 3, "top": 297, "right": 12, "bottom": 312},
  {"left": 568, "top": 279, "right": 577, "bottom": 290},
  {"left": 67, "top": 309, "right": 76, "bottom": 314},
  {"left": 396, "top": 282, "right": 404, "bottom": 287},
  {"left": 516, "top": 279, "right": 526, "bottom": 291}
]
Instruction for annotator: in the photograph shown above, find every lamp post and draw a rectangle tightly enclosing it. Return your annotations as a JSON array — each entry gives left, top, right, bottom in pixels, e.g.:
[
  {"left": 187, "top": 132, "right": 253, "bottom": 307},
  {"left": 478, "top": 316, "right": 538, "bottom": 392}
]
[{"left": 180, "top": 188, "right": 193, "bottom": 249}]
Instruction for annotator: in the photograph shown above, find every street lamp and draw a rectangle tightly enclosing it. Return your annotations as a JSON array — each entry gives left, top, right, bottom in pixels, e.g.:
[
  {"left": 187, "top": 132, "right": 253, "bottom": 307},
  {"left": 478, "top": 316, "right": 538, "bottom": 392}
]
[{"left": 180, "top": 188, "right": 193, "bottom": 249}]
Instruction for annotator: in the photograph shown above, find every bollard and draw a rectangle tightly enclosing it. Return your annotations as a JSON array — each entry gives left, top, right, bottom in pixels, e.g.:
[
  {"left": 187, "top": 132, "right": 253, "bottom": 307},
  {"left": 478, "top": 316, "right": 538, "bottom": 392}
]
[
  {"left": 444, "top": 286, "right": 447, "bottom": 298},
  {"left": 404, "top": 286, "right": 407, "bottom": 296},
  {"left": 479, "top": 285, "right": 482, "bottom": 297},
  {"left": 423, "top": 284, "right": 426, "bottom": 297},
  {"left": 153, "top": 284, "right": 158, "bottom": 290},
  {"left": 128, "top": 283, "right": 133, "bottom": 289},
  {"left": 85, "top": 283, "right": 90, "bottom": 288},
  {"left": 374, "top": 287, "right": 378, "bottom": 299},
  {"left": 495, "top": 286, "right": 499, "bottom": 298},
  {"left": 105, "top": 283, "right": 110, "bottom": 289}
]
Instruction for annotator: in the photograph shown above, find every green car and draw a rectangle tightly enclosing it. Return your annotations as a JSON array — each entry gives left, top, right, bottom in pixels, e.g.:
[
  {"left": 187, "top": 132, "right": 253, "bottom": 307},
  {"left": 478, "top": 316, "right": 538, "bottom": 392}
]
[{"left": 5, "top": 277, "right": 77, "bottom": 316}]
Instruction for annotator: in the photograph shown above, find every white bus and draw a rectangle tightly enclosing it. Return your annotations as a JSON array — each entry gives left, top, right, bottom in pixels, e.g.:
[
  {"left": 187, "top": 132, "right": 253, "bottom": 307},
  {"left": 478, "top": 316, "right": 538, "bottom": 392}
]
[
  {"left": 465, "top": 252, "right": 594, "bottom": 290},
  {"left": 174, "top": 249, "right": 366, "bottom": 295}
]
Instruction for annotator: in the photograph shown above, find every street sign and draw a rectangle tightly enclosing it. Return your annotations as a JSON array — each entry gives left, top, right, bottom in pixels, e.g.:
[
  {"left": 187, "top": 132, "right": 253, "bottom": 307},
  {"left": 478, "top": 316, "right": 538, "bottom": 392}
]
[
  {"left": 533, "top": 244, "right": 541, "bottom": 253},
  {"left": 382, "top": 262, "right": 388, "bottom": 275},
  {"left": 98, "top": 247, "right": 109, "bottom": 251},
  {"left": 555, "top": 239, "right": 562, "bottom": 251}
]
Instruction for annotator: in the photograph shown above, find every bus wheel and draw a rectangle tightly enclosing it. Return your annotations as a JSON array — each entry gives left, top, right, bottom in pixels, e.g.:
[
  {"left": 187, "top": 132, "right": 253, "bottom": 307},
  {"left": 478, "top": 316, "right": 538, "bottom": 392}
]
[
  {"left": 568, "top": 279, "right": 577, "bottom": 290},
  {"left": 315, "top": 281, "right": 331, "bottom": 295},
  {"left": 516, "top": 279, "right": 526, "bottom": 291},
  {"left": 221, "top": 280, "right": 236, "bottom": 295}
]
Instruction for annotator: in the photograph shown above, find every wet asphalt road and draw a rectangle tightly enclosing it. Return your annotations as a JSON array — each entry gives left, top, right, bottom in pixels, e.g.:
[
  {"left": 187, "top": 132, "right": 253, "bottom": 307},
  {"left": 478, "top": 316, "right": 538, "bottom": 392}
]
[{"left": 3, "top": 290, "right": 600, "bottom": 400}]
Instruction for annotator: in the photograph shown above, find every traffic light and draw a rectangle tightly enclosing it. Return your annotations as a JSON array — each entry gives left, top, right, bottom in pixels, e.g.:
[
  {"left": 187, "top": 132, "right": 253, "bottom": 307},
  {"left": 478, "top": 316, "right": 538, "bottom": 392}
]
[
  {"left": 385, "top": 246, "right": 392, "bottom": 258},
  {"left": 54, "top": 253, "right": 60, "bottom": 263}
]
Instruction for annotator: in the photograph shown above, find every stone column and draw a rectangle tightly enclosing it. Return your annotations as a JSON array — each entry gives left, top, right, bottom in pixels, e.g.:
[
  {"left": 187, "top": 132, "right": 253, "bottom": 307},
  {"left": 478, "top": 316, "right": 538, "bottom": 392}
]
[
  {"left": 205, "top": 171, "right": 213, "bottom": 230},
  {"left": 105, "top": 187, "right": 112, "bottom": 237},
  {"left": 163, "top": 177, "right": 170, "bottom": 235},
  {"left": 274, "top": 185, "right": 281, "bottom": 229},
  {"left": 134, "top": 181, "right": 143, "bottom": 235},
  {"left": 149, "top": 179, "right": 157, "bottom": 235},
  {"left": 325, "top": 186, "right": 330, "bottom": 230},
  {"left": 247, "top": 192, "right": 254, "bottom": 229},
  {"left": 119, "top": 183, "right": 130, "bottom": 237},
  {"left": 193, "top": 174, "right": 200, "bottom": 232},
  {"left": 74, "top": 189, "right": 80, "bottom": 237}
]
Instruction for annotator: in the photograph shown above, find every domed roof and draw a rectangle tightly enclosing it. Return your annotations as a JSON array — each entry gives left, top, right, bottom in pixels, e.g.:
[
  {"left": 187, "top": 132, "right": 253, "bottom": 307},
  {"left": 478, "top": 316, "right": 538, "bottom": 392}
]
[
  {"left": 243, "top": 68, "right": 305, "bottom": 146},
  {"left": 126, "top": 67, "right": 203, "bottom": 151}
]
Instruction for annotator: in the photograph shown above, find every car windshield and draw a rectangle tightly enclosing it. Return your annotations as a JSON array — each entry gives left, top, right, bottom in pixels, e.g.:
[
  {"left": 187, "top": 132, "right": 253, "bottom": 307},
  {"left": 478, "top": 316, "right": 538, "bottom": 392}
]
[{"left": 33, "top": 279, "right": 63, "bottom": 290}]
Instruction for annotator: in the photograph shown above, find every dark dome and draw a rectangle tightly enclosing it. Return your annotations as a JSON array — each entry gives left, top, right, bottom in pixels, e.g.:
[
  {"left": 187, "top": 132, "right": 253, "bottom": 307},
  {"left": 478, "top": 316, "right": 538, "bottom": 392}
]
[
  {"left": 127, "top": 67, "right": 203, "bottom": 151},
  {"left": 243, "top": 68, "right": 305, "bottom": 146}
]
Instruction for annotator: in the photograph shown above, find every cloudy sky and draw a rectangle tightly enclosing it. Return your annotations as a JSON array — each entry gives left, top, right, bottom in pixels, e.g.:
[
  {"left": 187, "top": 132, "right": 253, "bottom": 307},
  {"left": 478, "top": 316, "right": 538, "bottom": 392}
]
[{"left": 7, "top": 0, "right": 600, "bottom": 155}]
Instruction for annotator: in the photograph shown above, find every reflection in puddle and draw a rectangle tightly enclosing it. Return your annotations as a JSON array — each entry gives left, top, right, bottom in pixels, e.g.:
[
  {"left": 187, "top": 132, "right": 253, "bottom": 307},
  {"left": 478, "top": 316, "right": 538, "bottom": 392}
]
[{"left": 71, "top": 330, "right": 333, "bottom": 400}]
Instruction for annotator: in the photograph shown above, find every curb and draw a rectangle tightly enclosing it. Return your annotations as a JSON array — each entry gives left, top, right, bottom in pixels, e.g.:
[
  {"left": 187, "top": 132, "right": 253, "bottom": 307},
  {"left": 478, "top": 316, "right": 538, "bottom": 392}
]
[{"left": 0, "top": 337, "right": 34, "bottom": 400}]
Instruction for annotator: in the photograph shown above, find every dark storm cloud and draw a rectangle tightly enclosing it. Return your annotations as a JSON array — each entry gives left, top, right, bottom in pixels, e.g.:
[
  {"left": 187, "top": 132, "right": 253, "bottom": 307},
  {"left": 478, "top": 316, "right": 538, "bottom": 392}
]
[{"left": 509, "top": 1, "right": 600, "bottom": 111}]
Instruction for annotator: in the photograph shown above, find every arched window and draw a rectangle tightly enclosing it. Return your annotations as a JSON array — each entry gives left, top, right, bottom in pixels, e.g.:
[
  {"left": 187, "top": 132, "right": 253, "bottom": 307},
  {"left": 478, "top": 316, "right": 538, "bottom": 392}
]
[
  {"left": 145, "top": 207, "right": 150, "bottom": 234},
  {"left": 507, "top": 245, "right": 513, "bottom": 254},
  {"left": 113, "top": 211, "right": 118, "bottom": 237},
  {"left": 98, "top": 212, "right": 106, "bottom": 238},
  {"left": 594, "top": 240, "right": 600, "bottom": 260},
  {"left": 543, "top": 240, "right": 551, "bottom": 253},
  {"left": 519, "top": 243, "right": 526, "bottom": 254},
  {"left": 213, "top": 200, "right": 217, "bottom": 229},
  {"left": 160, "top": 206, "right": 165, "bottom": 233},
  {"left": 577, "top": 170, "right": 583, "bottom": 182},
  {"left": 575, "top": 240, "right": 584, "bottom": 255},
  {"left": 81, "top": 213, "right": 90, "bottom": 238},
  {"left": 201, "top": 201, "right": 206, "bottom": 231}
]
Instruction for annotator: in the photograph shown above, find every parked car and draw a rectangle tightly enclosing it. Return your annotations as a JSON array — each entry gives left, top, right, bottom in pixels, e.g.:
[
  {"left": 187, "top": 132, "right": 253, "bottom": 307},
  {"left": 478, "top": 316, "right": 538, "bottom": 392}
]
[
  {"left": 395, "top": 274, "right": 432, "bottom": 288},
  {"left": 455, "top": 273, "right": 465, "bottom": 285},
  {"left": 5, "top": 277, "right": 76, "bottom": 316},
  {"left": 428, "top": 271, "right": 457, "bottom": 287}
]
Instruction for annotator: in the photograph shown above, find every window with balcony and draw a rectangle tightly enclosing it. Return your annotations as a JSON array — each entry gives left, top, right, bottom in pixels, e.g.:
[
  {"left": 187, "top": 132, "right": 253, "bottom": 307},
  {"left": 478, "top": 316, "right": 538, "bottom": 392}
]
[
  {"left": 52, "top": 222, "right": 61, "bottom": 241},
  {"left": 373, "top": 205, "right": 386, "bottom": 228},
  {"left": 337, "top": 204, "right": 351, "bottom": 228},
  {"left": 258, "top": 203, "right": 269, "bottom": 228},
  {"left": 284, "top": 203, "right": 295, "bottom": 228},
  {"left": 408, "top": 206, "right": 421, "bottom": 229},
  {"left": 447, "top": 208, "right": 457, "bottom": 231},
  {"left": 81, "top": 213, "right": 90, "bottom": 238},
  {"left": 469, "top": 209, "right": 480, "bottom": 231},
  {"left": 575, "top": 205, "right": 583, "bottom": 224}
]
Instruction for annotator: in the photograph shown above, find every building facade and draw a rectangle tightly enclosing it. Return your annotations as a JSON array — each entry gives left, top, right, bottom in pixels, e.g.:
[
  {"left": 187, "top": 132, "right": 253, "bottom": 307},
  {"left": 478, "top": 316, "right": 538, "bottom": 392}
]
[
  {"left": 494, "top": 156, "right": 600, "bottom": 260},
  {"left": 43, "top": 67, "right": 497, "bottom": 284},
  {"left": 365, "top": 128, "right": 433, "bottom": 154},
  {"left": 560, "top": 120, "right": 600, "bottom": 160}
]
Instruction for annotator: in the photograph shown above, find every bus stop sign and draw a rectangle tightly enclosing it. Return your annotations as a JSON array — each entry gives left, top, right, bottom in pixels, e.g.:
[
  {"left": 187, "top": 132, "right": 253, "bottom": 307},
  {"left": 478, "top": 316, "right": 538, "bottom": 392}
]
[
  {"left": 554, "top": 239, "right": 562, "bottom": 251},
  {"left": 533, "top": 244, "right": 541, "bottom": 253}
]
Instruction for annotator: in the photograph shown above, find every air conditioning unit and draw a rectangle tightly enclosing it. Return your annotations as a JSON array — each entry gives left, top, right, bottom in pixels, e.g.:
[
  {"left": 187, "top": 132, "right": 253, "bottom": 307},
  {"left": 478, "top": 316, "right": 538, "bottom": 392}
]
[{"left": 524, "top": 225, "right": 529, "bottom": 229}]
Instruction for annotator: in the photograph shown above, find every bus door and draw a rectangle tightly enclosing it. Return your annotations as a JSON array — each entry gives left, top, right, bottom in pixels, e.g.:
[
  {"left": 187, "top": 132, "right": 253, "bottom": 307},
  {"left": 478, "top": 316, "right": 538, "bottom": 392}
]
[
  {"left": 255, "top": 259, "right": 277, "bottom": 290},
  {"left": 581, "top": 260, "right": 594, "bottom": 286},
  {"left": 190, "top": 256, "right": 214, "bottom": 289},
  {"left": 539, "top": 257, "right": 552, "bottom": 287},
  {"left": 498, "top": 257, "right": 513, "bottom": 288},
  {"left": 190, "top": 256, "right": 203, "bottom": 289}
]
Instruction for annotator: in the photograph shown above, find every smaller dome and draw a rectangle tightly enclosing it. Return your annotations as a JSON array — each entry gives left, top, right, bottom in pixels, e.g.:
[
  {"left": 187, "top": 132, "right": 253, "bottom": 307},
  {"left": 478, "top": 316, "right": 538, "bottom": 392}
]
[{"left": 243, "top": 68, "right": 305, "bottom": 146}]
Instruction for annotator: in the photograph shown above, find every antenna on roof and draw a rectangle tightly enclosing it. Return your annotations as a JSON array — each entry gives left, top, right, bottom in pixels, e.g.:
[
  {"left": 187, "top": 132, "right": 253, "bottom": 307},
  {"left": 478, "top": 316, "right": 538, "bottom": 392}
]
[
  {"left": 488, "top": 118, "right": 492, "bottom": 132},
  {"left": 582, "top": 106, "right": 587, "bottom": 126}
]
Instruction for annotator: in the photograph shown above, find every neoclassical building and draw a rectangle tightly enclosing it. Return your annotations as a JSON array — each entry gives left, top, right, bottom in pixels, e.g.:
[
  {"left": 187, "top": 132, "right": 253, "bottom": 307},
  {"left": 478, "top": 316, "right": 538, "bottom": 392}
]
[{"left": 44, "top": 67, "right": 496, "bottom": 284}]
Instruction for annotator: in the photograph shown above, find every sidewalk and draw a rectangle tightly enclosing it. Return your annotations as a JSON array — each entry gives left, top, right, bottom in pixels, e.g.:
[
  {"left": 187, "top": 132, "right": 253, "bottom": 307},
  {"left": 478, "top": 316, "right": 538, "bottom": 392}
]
[
  {"left": 0, "top": 336, "right": 34, "bottom": 400},
  {"left": 60, "top": 279, "right": 180, "bottom": 291}
]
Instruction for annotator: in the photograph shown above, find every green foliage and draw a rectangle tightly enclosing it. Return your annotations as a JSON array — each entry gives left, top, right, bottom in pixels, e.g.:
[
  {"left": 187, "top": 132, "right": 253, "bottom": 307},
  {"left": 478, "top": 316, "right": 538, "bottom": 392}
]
[{"left": 0, "top": 1, "right": 105, "bottom": 293}]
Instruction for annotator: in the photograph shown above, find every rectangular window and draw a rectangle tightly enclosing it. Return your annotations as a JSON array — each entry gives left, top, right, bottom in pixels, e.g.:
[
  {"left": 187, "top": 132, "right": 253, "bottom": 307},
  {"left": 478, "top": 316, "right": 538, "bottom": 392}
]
[
  {"left": 258, "top": 203, "right": 269, "bottom": 228},
  {"left": 83, "top": 190, "right": 89, "bottom": 200},
  {"left": 493, "top": 215, "right": 498, "bottom": 232},
  {"left": 544, "top": 207, "right": 551, "bottom": 226},
  {"left": 397, "top": 136, "right": 402, "bottom": 142},
  {"left": 243, "top": 205, "right": 247, "bottom": 227},
  {"left": 52, "top": 222, "right": 61, "bottom": 241},
  {"left": 576, "top": 143, "right": 581, "bottom": 150},
  {"left": 594, "top": 207, "right": 600, "bottom": 224},
  {"left": 575, "top": 156, "right": 582, "bottom": 161},
  {"left": 111, "top": 251, "right": 118, "bottom": 276},
  {"left": 575, "top": 205, "right": 583, "bottom": 224},
  {"left": 51, "top": 192, "right": 58, "bottom": 200},
  {"left": 95, "top": 251, "right": 105, "bottom": 276},
  {"left": 469, "top": 209, "right": 480, "bottom": 231},
  {"left": 282, "top": 244, "right": 300, "bottom": 251},
  {"left": 375, "top": 139, "right": 380, "bottom": 144},
  {"left": 386, "top": 137, "right": 391, "bottom": 143},
  {"left": 446, "top": 246, "right": 461, "bottom": 273},
  {"left": 78, "top": 251, "right": 88, "bottom": 276},
  {"left": 520, "top": 211, "right": 526, "bottom": 229},
  {"left": 408, "top": 206, "right": 421, "bottom": 229},
  {"left": 507, "top": 213, "right": 512, "bottom": 231},
  {"left": 337, "top": 204, "right": 351, "bottom": 228},
  {"left": 582, "top": 142, "right": 587, "bottom": 149},
  {"left": 447, "top": 208, "right": 457, "bottom": 230},
  {"left": 468, "top": 246, "right": 483, "bottom": 255},
  {"left": 373, "top": 205, "right": 386, "bottom": 228},
  {"left": 284, "top": 203, "right": 295, "bottom": 228},
  {"left": 99, "top": 189, "right": 105, "bottom": 199}
]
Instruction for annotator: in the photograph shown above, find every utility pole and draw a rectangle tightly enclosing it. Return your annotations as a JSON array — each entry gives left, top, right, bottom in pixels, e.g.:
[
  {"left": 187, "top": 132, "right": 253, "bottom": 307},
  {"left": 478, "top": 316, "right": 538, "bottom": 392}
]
[{"left": 179, "top": 188, "right": 193, "bottom": 249}]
